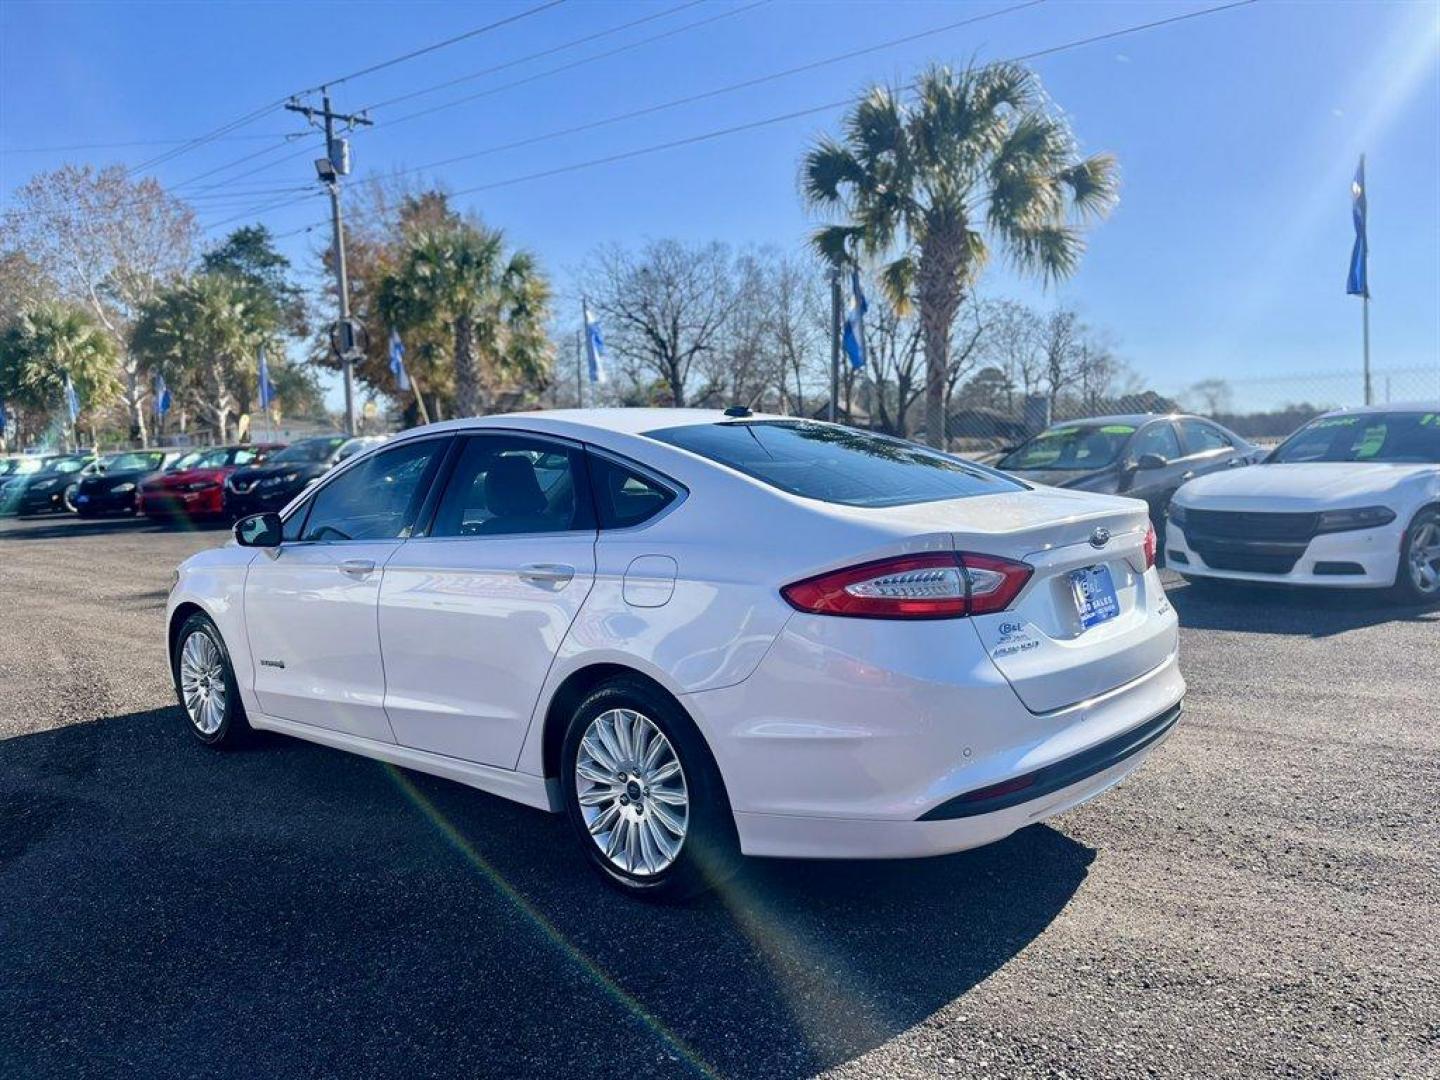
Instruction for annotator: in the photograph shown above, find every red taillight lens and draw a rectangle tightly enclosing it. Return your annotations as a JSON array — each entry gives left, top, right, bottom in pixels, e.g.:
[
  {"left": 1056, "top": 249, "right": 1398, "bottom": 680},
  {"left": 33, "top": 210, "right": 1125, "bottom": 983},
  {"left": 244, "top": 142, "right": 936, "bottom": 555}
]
[
  {"left": 781, "top": 552, "right": 1032, "bottom": 619},
  {"left": 1143, "top": 523, "right": 1157, "bottom": 570}
]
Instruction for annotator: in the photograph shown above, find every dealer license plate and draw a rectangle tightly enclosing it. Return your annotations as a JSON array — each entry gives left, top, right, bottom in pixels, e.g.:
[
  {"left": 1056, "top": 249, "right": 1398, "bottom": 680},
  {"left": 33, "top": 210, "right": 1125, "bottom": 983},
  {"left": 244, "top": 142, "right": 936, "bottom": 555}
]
[{"left": 1070, "top": 564, "right": 1119, "bottom": 629}]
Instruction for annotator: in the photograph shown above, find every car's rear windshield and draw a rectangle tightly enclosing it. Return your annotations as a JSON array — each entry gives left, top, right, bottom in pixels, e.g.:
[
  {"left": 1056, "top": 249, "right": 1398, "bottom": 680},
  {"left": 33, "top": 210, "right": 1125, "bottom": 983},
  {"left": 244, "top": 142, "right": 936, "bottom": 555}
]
[
  {"left": 646, "top": 421, "right": 1023, "bottom": 507},
  {"left": 270, "top": 436, "right": 346, "bottom": 464},
  {"left": 998, "top": 423, "right": 1136, "bottom": 471},
  {"left": 1269, "top": 411, "right": 1440, "bottom": 464}
]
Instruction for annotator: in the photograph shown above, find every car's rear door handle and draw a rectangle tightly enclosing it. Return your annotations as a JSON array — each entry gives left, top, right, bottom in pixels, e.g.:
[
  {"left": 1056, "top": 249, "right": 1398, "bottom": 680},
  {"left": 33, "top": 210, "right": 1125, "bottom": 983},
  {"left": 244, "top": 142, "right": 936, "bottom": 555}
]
[
  {"left": 518, "top": 563, "right": 575, "bottom": 588},
  {"left": 339, "top": 558, "right": 376, "bottom": 577}
]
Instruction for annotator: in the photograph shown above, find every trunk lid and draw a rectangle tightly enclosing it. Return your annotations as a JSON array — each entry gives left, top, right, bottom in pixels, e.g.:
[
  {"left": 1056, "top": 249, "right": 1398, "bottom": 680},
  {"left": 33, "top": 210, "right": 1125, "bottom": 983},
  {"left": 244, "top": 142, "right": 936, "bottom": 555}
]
[{"left": 829, "top": 488, "right": 1174, "bottom": 714}]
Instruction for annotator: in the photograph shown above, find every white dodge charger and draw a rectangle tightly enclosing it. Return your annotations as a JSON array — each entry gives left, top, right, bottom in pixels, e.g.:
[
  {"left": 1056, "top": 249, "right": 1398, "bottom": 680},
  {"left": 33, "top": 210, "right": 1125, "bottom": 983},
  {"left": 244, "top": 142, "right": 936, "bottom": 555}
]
[
  {"left": 166, "top": 410, "right": 1183, "bottom": 899},
  {"left": 1167, "top": 404, "right": 1440, "bottom": 602}
]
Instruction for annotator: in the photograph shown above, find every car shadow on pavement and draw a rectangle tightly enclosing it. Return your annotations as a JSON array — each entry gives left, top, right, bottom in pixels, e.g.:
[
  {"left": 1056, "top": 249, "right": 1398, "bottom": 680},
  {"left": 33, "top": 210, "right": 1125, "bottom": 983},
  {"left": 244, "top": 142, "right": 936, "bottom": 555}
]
[
  {"left": 1, "top": 708, "right": 1094, "bottom": 1080},
  {"left": 1169, "top": 578, "right": 1440, "bottom": 637}
]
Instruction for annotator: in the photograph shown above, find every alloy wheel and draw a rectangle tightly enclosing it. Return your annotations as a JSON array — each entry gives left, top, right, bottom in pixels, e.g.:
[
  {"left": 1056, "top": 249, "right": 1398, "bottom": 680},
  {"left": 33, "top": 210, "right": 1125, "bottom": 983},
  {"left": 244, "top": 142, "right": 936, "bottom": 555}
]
[
  {"left": 575, "top": 708, "right": 689, "bottom": 876},
  {"left": 179, "top": 630, "right": 228, "bottom": 735},
  {"left": 1406, "top": 514, "right": 1440, "bottom": 596}
]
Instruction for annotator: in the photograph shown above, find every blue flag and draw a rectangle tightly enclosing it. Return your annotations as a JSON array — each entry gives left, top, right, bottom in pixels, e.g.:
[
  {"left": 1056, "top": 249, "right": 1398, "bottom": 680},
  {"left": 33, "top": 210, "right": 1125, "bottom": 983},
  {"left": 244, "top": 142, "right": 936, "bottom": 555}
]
[
  {"left": 154, "top": 372, "right": 172, "bottom": 417},
  {"left": 842, "top": 268, "right": 868, "bottom": 369},
  {"left": 388, "top": 328, "right": 411, "bottom": 392},
  {"left": 1346, "top": 155, "right": 1368, "bottom": 298},
  {"left": 257, "top": 346, "right": 275, "bottom": 411},
  {"left": 63, "top": 373, "right": 80, "bottom": 423},
  {"left": 583, "top": 302, "right": 607, "bottom": 384}
]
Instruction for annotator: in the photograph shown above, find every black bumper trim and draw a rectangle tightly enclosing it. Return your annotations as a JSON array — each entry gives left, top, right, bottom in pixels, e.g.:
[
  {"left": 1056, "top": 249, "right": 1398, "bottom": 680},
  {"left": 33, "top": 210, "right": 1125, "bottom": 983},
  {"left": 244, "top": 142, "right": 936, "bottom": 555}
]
[{"left": 918, "top": 701, "right": 1183, "bottom": 821}]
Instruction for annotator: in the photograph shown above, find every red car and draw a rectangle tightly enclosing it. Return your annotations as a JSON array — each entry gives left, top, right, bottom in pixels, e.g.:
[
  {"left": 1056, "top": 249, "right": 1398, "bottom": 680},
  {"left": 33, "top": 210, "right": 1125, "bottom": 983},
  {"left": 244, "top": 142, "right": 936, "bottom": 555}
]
[{"left": 138, "top": 444, "right": 283, "bottom": 523}]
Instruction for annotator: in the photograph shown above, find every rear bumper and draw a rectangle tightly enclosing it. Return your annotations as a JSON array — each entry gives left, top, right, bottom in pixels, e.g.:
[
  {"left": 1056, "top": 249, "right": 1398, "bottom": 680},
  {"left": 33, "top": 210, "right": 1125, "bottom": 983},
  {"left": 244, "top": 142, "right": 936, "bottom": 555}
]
[
  {"left": 685, "top": 609, "right": 1185, "bottom": 860},
  {"left": 1166, "top": 520, "right": 1401, "bottom": 588}
]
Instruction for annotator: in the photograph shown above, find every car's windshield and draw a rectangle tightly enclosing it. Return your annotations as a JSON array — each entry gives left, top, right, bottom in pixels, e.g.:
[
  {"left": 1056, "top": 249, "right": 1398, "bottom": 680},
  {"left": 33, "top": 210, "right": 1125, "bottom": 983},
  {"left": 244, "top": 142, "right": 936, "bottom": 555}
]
[
  {"left": 998, "top": 424, "right": 1136, "bottom": 471},
  {"left": 647, "top": 420, "right": 1023, "bottom": 507},
  {"left": 169, "top": 448, "right": 231, "bottom": 471},
  {"left": 9, "top": 458, "right": 46, "bottom": 476},
  {"left": 269, "top": 437, "right": 345, "bottom": 465},
  {"left": 1268, "top": 411, "right": 1440, "bottom": 464},
  {"left": 51, "top": 456, "right": 90, "bottom": 474},
  {"left": 105, "top": 452, "right": 166, "bottom": 472}
]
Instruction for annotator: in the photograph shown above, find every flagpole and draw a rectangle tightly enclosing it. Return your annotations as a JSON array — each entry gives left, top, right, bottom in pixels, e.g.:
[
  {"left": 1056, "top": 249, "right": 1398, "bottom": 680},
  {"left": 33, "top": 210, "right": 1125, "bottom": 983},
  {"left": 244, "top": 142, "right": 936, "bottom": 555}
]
[
  {"left": 1362, "top": 293, "right": 1371, "bottom": 406},
  {"left": 828, "top": 267, "right": 841, "bottom": 423},
  {"left": 575, "top": 316, "right": 584, "bottom": 409}
]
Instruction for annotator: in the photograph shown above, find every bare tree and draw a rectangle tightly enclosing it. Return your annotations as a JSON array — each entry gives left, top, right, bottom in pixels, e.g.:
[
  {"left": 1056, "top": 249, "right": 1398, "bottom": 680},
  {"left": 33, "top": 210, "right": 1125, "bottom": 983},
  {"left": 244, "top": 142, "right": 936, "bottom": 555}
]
[
  {"left": 865, "top": 295, "right": 924, "bottom": 436},
  {"left": 988, "top": 300, "right": 1045, "bottom": 403},
  {"left": 765, "top": 254, "right": 823, "bottom": 416},
  {"left": 1, "top": 165, "right": 197, "bottom": 443},
  {"left": 1187, "top": 377, "right": 1233, "bottom": 417},
  {"left": 585, "top": 240, "right": 732, "bottom": 407}
]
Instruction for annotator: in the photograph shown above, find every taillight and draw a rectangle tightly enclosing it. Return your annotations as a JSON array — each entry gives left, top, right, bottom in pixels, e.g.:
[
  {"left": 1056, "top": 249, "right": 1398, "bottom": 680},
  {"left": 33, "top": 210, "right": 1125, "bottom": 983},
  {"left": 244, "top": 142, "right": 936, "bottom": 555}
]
[
  {"left": 781, "top": 552, "right": 1032, "bottom": 619},
  {"left": 1142, "top": 523, "right": 1157, "bottom": 570}
]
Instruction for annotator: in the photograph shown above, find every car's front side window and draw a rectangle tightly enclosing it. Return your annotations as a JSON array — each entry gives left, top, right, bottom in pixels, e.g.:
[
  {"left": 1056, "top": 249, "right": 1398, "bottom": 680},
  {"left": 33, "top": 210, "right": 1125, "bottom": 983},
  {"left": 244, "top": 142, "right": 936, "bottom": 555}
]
[
  {"left": 1178, "top": 419, "right": 1231, "bottom": 454},
  {"left": 300, "top": 439, "right": 444, "bottom": 542},
  {"left": 431, "top": 435, "right": 591, "bottom": 537},
  {"left": 1130, "top": 423, "right": 1182, "bottom": 461}
]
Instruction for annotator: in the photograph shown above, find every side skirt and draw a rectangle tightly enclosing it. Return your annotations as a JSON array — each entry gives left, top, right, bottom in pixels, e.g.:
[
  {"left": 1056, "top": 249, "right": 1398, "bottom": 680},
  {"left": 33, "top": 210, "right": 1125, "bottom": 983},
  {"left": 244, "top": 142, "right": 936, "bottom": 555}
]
[{"left": 249, "top": 713, "right": 563, "bottom": 812}]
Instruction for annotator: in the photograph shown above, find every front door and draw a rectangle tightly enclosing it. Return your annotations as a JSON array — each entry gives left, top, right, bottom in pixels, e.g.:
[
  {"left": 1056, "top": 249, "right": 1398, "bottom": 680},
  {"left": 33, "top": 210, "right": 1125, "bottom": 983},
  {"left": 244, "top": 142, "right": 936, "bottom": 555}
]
[
  {"left": 1122, "top": 420, "right": 1188, "bottom": 522},
  {"left": 379, "top": 433, "right": 597, "bottom": 768},
  {"left": 244, "top": 438, "right": 447, "bottom": 742}
]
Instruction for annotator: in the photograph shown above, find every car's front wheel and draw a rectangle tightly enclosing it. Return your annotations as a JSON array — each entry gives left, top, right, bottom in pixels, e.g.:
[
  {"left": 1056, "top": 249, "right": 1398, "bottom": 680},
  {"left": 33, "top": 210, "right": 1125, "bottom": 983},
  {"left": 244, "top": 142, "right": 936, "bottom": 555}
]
[
  {"left": 171, "top": 612, "right": 249, "bottom": 746},
  {"left": 1396, "top": 506, "right": 1440, "bottom": 604},
  {"left": 561, "top": 677, "right": 738, "bottom": 901}
]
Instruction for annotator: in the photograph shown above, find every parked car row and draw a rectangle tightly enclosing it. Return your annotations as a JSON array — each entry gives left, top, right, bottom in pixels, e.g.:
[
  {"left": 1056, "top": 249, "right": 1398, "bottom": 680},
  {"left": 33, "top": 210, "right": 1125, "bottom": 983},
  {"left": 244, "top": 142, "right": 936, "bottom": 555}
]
[
  {"left": 996, "top": 403, "right": 1440, "bottom": 602},
  {"left": 1, "top": 435, "right": 388, "bottom": 524}
]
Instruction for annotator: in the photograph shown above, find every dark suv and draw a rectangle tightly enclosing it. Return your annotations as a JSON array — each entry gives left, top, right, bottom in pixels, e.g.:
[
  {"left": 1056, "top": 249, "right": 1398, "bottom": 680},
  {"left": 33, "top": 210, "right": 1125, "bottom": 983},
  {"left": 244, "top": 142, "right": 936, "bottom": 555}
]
[{"left": 224, "top": 435, "right": 385, "bottom": 518}]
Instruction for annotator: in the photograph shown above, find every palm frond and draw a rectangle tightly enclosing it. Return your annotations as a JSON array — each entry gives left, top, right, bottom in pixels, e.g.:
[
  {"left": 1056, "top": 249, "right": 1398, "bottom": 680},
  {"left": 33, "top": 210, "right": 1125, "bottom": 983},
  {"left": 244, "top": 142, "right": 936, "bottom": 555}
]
[
  {"left": 1058, "top": 152, "right": 1119, "bottom": 221},
  {"left": 879, "top": 256, "right": 916, "bottom": 315},
  {"left": 1001, "top": 223, "right": 1083, "bottom": 286},
  {"left": 810, "top": 224, "right": 865, "bottom": 267},
  {"left": 801, "top": 137, "right": 863, "bottom": 208}
]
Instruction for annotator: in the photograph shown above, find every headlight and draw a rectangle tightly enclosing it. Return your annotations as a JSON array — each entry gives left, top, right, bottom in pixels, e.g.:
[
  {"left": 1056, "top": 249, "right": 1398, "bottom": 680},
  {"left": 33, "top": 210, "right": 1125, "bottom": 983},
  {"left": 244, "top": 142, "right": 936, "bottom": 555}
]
[
  {"left": 112, "top": 482, "right": 136, "bottom": 494},
  {"left": 1315, "top": 505, "right": 1396, "bottom": 534}
]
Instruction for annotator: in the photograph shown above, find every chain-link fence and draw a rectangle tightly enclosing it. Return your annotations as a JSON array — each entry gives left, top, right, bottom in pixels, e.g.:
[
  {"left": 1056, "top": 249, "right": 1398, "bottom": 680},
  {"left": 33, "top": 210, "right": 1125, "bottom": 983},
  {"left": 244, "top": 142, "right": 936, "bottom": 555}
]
[{"left": 919, "top": 363, "right": 1440, "bottom": 454}]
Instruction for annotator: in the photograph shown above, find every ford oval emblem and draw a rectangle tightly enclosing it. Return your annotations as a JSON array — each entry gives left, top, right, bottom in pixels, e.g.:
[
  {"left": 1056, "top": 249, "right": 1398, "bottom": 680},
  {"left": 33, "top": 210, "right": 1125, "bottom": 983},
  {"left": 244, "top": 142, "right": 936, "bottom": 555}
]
[{"left": 1089, "top": 527, "right": 1111, "bottom": 548}]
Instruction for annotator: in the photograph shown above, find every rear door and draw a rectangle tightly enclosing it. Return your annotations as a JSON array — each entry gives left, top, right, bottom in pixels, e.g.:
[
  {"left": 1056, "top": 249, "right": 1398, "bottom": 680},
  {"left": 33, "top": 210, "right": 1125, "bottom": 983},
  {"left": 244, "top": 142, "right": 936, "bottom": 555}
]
[
  {"left": 243, "top": 437, "right": 449, "bottom": 742},
  {"left": 378, "top": 433, "right": 597, "bottom": 768}
]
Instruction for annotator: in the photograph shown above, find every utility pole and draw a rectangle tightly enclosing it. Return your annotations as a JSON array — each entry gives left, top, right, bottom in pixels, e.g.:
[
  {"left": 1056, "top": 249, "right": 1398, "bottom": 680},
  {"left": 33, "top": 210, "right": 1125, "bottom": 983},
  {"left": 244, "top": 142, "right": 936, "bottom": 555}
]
[
  {"left": 828, "top": 266, "right": 842, "bottom": 423},
  {"left": 286, "top": 91, "right": 372, "bottom": 436}
]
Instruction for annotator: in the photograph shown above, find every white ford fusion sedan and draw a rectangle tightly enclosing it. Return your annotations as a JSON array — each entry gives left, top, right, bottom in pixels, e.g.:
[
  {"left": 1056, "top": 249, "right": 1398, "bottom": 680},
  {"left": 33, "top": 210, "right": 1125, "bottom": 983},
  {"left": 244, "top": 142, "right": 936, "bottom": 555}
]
[
  {"left": 166, "top": 410, "right": 1183, "bottom": 899},
  {"left": 1166, "top": 404, "right": 1440, "bottom": 603}
]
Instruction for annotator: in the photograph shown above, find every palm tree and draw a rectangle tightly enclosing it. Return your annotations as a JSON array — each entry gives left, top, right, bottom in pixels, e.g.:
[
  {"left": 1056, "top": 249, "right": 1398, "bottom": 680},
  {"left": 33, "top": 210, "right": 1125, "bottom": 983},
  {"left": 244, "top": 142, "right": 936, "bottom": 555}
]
[
  {"left": 131, "top": 275, "right": 271, "bottom": 443},
  {"left": 378, "top": 220, "right": 550, "bottom": 418},
  {"left": 802, "top": 62, "right": 1118, "bottom": 447},
  {"left": 0, "top": 301, "right": 120, "bottom": 440}
]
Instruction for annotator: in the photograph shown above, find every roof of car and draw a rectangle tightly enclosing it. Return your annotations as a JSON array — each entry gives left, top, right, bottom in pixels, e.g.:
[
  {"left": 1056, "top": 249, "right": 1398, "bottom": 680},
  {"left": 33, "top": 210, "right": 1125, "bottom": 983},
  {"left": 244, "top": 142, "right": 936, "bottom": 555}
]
[
  {"left": 391, "top": 408, "right": 790, "bottom": 441},
  {"left": 1319, "top": 401, "right": 1440, "bottom": 417},
  {"left": 1043, "top": 413, "right": 1176, "bottom": 428}
]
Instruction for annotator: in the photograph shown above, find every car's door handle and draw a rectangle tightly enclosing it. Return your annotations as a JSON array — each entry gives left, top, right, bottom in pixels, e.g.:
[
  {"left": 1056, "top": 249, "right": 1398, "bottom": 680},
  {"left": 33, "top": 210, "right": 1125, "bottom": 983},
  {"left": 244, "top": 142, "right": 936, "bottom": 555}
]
[
  {"left": 1181, "top": 471, "right": 1196, "bottom": 481},
  {"left": 518, "top": 563, "right": 575, "bottom": 587},
  {"left": 339, "top": 558, "right": 376, "bottom": 577}
]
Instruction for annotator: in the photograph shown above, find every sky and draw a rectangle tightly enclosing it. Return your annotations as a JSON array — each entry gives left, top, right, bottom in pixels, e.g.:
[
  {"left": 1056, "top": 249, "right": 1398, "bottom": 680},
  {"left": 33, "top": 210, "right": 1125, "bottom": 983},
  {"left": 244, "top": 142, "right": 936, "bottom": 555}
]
[{"left": 2, "top": 0, "right": 1438, "bottom": 412}]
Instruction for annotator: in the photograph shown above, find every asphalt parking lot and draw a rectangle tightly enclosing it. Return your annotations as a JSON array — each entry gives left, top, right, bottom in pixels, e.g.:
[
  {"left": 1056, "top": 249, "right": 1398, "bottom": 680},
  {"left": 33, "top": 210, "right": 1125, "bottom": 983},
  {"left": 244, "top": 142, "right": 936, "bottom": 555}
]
[{"left": 1, "top": 514, "right": 1436, "bottom": 1079}]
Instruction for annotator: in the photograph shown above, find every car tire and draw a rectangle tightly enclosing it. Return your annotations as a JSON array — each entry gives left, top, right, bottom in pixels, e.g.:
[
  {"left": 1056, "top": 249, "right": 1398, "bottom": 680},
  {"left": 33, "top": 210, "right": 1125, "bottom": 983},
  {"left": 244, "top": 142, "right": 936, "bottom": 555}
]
[
  {"left": 170, "top": 612, "right": 250, "bottom": 747},
  {"left": 1394, "top": 506, "right": 1440, "bottom": 605},
  {"left": 561, "top": 676, "right": 739, "bottom": 902}
]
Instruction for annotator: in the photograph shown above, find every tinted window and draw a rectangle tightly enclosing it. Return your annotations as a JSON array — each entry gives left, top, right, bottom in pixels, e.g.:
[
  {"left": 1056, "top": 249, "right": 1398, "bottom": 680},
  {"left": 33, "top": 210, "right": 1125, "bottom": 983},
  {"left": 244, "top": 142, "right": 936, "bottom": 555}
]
[
  {"left": 649, "top": 421, "right": 1022, "bottom": 507},
  {"left": 1131, "top": 422, "right": 1182, "bottom": 461},
  {"left": 301, "top": 439, "right": 443, "bottom": 541},
  {"left": 999, "top": 424, "right": 1136, "bottom": 471},
  {"left": 589, "top": 454, "right": 677, "bottom": 529},
  {"left": 106, "top": 452, "right": 165, "bottom": 472},
  {"left": 1178, "top": 419, "right": 1231, "bottom": 454},
  {"left": 270, "top": 437, "right": 346, "bottom": 465},
  {"left": 1270, "top": 412, "right": 1440, "bottom": 464},
  {"left": 432, "top": 436, "right": 589, "bottom": 537}
]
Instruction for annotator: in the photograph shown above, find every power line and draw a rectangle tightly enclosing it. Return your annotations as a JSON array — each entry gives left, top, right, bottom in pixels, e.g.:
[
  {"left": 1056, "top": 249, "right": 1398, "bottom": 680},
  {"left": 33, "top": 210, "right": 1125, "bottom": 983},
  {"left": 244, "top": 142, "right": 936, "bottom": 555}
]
[
  {"left": 357, "top": 0, "right": 708, "bottom": 113},
  {"left": 348, "top": 0, "right": 1045, "bottom": 193},
  {"left": 436, "top": 0, "right": 1260, "bottom": 199},
  {"left": 0, "top": 133, "right": 299, "bottom": 155},
  {"left": 377, "top": 0, "right": 773, "bottom": 130},
  {"left": 302, "top": 0, "right": 569, "bottom": 93}
]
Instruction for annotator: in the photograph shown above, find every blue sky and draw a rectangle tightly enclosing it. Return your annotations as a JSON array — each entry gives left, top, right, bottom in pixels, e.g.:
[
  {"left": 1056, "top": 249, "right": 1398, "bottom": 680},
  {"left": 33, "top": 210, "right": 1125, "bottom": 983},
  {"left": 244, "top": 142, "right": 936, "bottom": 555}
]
[{"left": 3, "top": 0, "right": 1437, "bottom": 408}]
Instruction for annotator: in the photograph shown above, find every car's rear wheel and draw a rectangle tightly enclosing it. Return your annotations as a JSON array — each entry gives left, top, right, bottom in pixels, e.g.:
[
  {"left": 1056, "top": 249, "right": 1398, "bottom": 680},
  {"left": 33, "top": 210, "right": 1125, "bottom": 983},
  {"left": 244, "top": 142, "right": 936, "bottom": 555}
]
[
  {"left": 171, "top": 612, "right": 249, "bottom": 746},
  {"left": 561, "top": 677, "right": 738, "bottom": 901},
  {"left": 1396, "top": 507, "right": 1440, "bottom": 604}
]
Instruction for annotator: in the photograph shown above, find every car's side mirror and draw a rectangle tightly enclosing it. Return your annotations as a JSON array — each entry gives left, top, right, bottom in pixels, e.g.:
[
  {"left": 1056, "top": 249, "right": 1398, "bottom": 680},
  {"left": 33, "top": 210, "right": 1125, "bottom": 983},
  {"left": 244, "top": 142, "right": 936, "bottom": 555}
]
[
  {"left": 234, "top": 511, "right": 283, "bottom": 548},
  {"left": 1135, "top": 452, "right": 1169, "bottom": 470}
]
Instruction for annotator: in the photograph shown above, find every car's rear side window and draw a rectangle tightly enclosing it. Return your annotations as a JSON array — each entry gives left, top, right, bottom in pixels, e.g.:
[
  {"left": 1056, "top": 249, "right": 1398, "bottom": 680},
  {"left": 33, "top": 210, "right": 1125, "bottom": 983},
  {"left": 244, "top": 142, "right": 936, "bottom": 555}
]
[
  {"left": 587, "top": 453, "right": 677, "bottom": 528},
  {"left": 646, "top": 421, "right": 1023, "bottom": 507}
]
